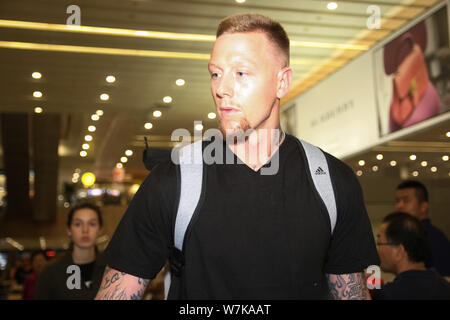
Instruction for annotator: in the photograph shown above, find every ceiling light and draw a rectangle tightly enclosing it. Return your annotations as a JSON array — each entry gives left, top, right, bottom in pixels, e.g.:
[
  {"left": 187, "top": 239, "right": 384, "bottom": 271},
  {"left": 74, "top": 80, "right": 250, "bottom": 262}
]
[
  {"left": 390, "top": 161, "right": 397, "bottom": 167},
  {"left": 88, "top": 125, "right": 96, "bottom": 132},
  {"left": 144, "top": 122, "right": 153, "bottom": 129},
  {"left": 163, "top": 96, "right": 172, "bottom": 103},
  {"left": 208, "top": 112, "right": 216, "bottom": 119},
  {"left": 116, "top": 163, "right": 123, "bottom": 169},
  {"left": 446, "top": 132, "right": 450, "bottom": 138},
  {"left": 409, "top": 154, "right": 416, "bottom": 161},
  {"left": 33, "top": 91, "right": 42, "bottom": 98},
  {"left": 327, "top": 2, "right": 338, "bottom": 10},
  {"left": 72, "top": 177, "right": 78, "bottom": 183},
  {"left": 153, "top": 110, "right": 162, "bottom": 118},
  {"left": 34, "top": 107, "right": 43, "bottom": 113},
  {"left": 175, "top": 79, "right": 185, "bottom": 86},
  {"left": 442, "top": 155, "right": 449, "bottom": 161},
  {"left": 106, "top": 75, "right": 116, "bottom": 83},
  {"left": 235, "top": 0, "right": 246, "bottom": 3},
  {"left": 120, "top": 156, "right": 128, "bottom": 163},
  {"left": 431, "top": 166, "right": 437, "bottom": 173},
  {"left": 75, "top": 168, "right": 81, "bottom": 173},
  {"left": 73, "top": 173, "right": 80, "bottom": 179},
  {"left": 82, "top": 143, "right": 90, "bottom": 150},
  {"left": 195, "top": 124, "right": 203, "bottom": 131},
  {"left": 100, "top": 93, "right": 109, "bottom": 101},
  {"left": 372, "top": 165, "right": 378, "bottom": 172},
  {"left": 91, "top": 114, "right": 100, "bottom": 121},
  {"left": 376, "top": 154, "right": 383, "bottom": 160},
  {"left": 96, "top": 109, "right": 104, "bottom": 116},
  {"left": 80, "top": 151, "right": 87, "bottom": 157},
  {"left": 32, "top": 72, "right": 41, "bottom": 79},
  {"left": 421, "top": 161, "right": 428, "bottom": 167},
  {"left": 84, "top": 135, "right": 93, "bottom": 142},
  {"left": 125, "top": 149, "right": 133, "bottom": 156},
  {"left": 358, "top": 160, "right": 365, "bottom": 166},
  {"left": 412, "top": 171, "right": 419, "bottom": 177},
  {"left": 356, "top": 170, "right": 363, "bottom": 176}
]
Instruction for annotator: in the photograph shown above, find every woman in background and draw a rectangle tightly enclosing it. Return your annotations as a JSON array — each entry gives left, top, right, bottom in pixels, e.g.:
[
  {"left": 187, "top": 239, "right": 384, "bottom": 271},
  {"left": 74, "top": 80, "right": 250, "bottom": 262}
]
[{"left": 34, "top": 202, "right": 106, "bottom": 299}]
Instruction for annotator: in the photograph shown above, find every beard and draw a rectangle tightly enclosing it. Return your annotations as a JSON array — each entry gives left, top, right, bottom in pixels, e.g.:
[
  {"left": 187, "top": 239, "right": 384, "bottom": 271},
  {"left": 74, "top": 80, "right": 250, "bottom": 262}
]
[{"left": 218, "top": 116, "right": 253, "bottom": 144}]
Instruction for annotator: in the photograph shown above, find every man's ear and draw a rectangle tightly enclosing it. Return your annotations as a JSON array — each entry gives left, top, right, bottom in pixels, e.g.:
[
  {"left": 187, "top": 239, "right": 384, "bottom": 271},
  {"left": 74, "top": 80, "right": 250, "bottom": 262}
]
[
  {"left": 394, "top": 244, "right": 407, "bottom": 262},
  {"left": 419, "top": 201, "right": 429, "bottom": 216},
  {"left": 277, "top": 66, "right": 293, "bottom": 99}
]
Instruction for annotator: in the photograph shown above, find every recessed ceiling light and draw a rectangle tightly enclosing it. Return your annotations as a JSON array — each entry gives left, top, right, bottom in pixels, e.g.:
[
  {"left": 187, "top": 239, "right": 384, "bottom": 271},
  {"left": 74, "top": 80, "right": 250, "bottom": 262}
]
[
  {"left": 84, "top": 135, "right": 93, "bottom": 142},
  {"left": 175, "top": 79, "right": 185, "bottom": 86},
  {"left": 446, "top": 131, "right": 450, "bottom": 138},
  {"left": 358, "top": 160, "right": 365, "bottom": 166},
  {"left": 144, "top": 122, "right": 153, "bottom": 129},
  {"left": 356, "top": 170, "right": 363, "bottom": 176},
  {"left": 442, "top": 155, "right": 449, "bottom": 161},
  {"left": 390, "top": 160, "right": 397, "bottom": 167},
  {"left": 431, "top": 166, "right": 437, "bottom": 172},
  {"left": 120, "top": 156, "right": 128, "bottom": 163},
  {"left": 208, "top": 112, "right": 216, "bottom": 119},
  {"left": 116, "top": 163, "right": 123, "bottom": 169},
  {"left": 409, "top": 154, "right": 416, "bottom": 161},
  {"left": 195, "top": 123, "right": 203, "bottom": 131},
  {"left": 153, "top": 110, "right": 162, "bottom": 118},
  {"left": 73, "top": 172, "right": 80, "bottom": 179},
  {"left": 71, "top": 178, "right": 78, "bottom": 184},
  {"left": 32, "top": 72, "right": 42, "bottom": 79},
  {"left": 376, "top": 154, "right": 383, "bottom": 160},
  {"left": 412, "top": 171, "right": 419, "bottom": 177},
  {"left": 88, "top": 125, "right": 96, "bottom": 132},
  {"left": 91, "top": 114, "right": 100, "bottom": 121},
  {"left": 372, "top": 165, "right": 378, "bottom": 172},
  {"left": 163, "top": 96, "right": 172, "bottom": 104},
  {"left": 96, "top": 109, "right": 104, "bottom": 116},
  {"left": 327, "top": 2, "right": 338, "bottom": 10},
  {"left": 34, "top": 107, "right": 43, "bottom": 113},
  {"left": 82, "top": 143, "right": 90, "bottom": 150},
  {"left": 33, "top": 91, "right": 42, "bottom": 98},
  {"left": 106, "top": 75, "right": 116, "bottom": 83},
  {"left": 80, "top": 151, "right": 87, "bottom": 157},
  {"left": 235, "top": 0, "right": 246, "bottom": 3},
  {"left": 100, "top": 93, "right": 109, "bottom": 101},
  {"left": 125, "top": 149, "right": 133, "bottom": 157},
  {"left": 421, "top": 161, "right": 428, "bottom": 167}
]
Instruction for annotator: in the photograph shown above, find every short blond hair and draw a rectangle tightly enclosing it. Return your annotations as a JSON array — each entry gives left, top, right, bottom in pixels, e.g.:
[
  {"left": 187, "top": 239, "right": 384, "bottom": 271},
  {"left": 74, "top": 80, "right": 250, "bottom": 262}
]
[{"left": 216, "top": 13, "right": 290, "bottom": 66}]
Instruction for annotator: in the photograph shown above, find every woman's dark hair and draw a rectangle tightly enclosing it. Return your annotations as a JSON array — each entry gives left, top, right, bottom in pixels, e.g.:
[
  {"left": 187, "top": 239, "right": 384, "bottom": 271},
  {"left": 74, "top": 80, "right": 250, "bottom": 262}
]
[
  {"left": 382, "top": 212, "right": 429, "bottom": 263},
  {"left": 67, "top": 202, "right": 103, "bottom": 228}
]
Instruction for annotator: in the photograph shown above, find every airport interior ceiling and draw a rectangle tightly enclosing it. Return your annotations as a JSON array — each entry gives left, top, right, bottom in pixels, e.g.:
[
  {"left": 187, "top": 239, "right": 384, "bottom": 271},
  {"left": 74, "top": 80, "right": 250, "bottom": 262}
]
[{"left": 0, "top": 0, "right": 447, "bottom": 183}]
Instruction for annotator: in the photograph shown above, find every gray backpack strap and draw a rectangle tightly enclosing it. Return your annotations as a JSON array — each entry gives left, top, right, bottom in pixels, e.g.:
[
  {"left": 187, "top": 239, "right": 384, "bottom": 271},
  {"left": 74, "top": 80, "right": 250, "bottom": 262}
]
[
  {"left": 299, "top": 139, "right": 337, "bottom": 234},
  {"left": 174, "top": 140, "right": 203, "bottom": 251}
]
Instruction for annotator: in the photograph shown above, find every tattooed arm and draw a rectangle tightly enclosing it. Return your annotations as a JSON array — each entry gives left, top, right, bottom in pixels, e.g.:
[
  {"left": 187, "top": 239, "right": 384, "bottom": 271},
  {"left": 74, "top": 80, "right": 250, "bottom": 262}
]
[
  {"left": 95, "top": 265, "right": 150, "bottom": 300},
  {"left": 326, "top": 272, "right": 371, "bottom": 300}
]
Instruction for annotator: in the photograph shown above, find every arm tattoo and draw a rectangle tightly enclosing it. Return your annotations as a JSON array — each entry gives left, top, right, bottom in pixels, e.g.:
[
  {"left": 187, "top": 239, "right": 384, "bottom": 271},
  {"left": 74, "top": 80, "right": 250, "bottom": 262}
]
[
  {"left": 95, "top": 266, "right": 150, "bottom": 300},
  {"left": 326, "top": 272, "right": 370, "bottom": 300}
]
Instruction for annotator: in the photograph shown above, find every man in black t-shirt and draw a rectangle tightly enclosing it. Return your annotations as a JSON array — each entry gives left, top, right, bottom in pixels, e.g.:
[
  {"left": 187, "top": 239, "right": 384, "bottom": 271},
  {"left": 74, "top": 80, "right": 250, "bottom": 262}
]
[
  {"left": 96, "top": 13, "right": 380, "bottom": 300},
  {"left": 395, "top": 180, "right": 450, "bottom": 276}
]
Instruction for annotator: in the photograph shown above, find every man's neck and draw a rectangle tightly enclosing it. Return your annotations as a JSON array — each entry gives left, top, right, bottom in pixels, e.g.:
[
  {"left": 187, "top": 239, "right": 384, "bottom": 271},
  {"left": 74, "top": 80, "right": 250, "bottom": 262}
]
[
  {"left": 228, "top": 126, "right": 285, "bottom": 171},
  {"left": 395, "top": 261, "right": 426, "bottom": 275}
]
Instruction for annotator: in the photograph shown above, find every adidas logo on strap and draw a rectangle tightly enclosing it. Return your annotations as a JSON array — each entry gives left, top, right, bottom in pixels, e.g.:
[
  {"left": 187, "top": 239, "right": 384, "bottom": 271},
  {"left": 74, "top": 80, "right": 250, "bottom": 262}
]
[{"left": 315, "top": 167, "right": 326, "bottom": 175}]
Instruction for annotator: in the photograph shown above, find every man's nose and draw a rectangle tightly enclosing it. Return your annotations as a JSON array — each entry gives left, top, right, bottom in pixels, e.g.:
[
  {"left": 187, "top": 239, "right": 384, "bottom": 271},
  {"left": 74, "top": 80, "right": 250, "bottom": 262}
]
[
  {"left": 216, "top": 73, "right": 234, "bottom": 98},
  {"left": 395, "top": 201, "right": 403, "bottom": 210}
]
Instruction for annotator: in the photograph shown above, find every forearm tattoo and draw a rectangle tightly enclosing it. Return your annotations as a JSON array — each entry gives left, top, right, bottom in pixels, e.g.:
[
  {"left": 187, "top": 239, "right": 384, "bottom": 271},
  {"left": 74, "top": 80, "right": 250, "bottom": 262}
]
[
  {"left": 326, "top": 272, "right": 369, "bottom": 300},
  {"left": 95, "top": 266, "right": 150, "bottom": 300}
]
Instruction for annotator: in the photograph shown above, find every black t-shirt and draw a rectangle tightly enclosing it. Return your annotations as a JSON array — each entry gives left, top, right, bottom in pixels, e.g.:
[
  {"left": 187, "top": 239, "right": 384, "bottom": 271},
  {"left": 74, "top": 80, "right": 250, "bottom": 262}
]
[
  {"left": 79, "top": 261, "right": 96, "bottom": 289},
  {"left": 370, "top": 269, "right": 450, "bottom": 300},
  {"left": 103, "top": 134, "right": 380, "bottom": 299}
]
